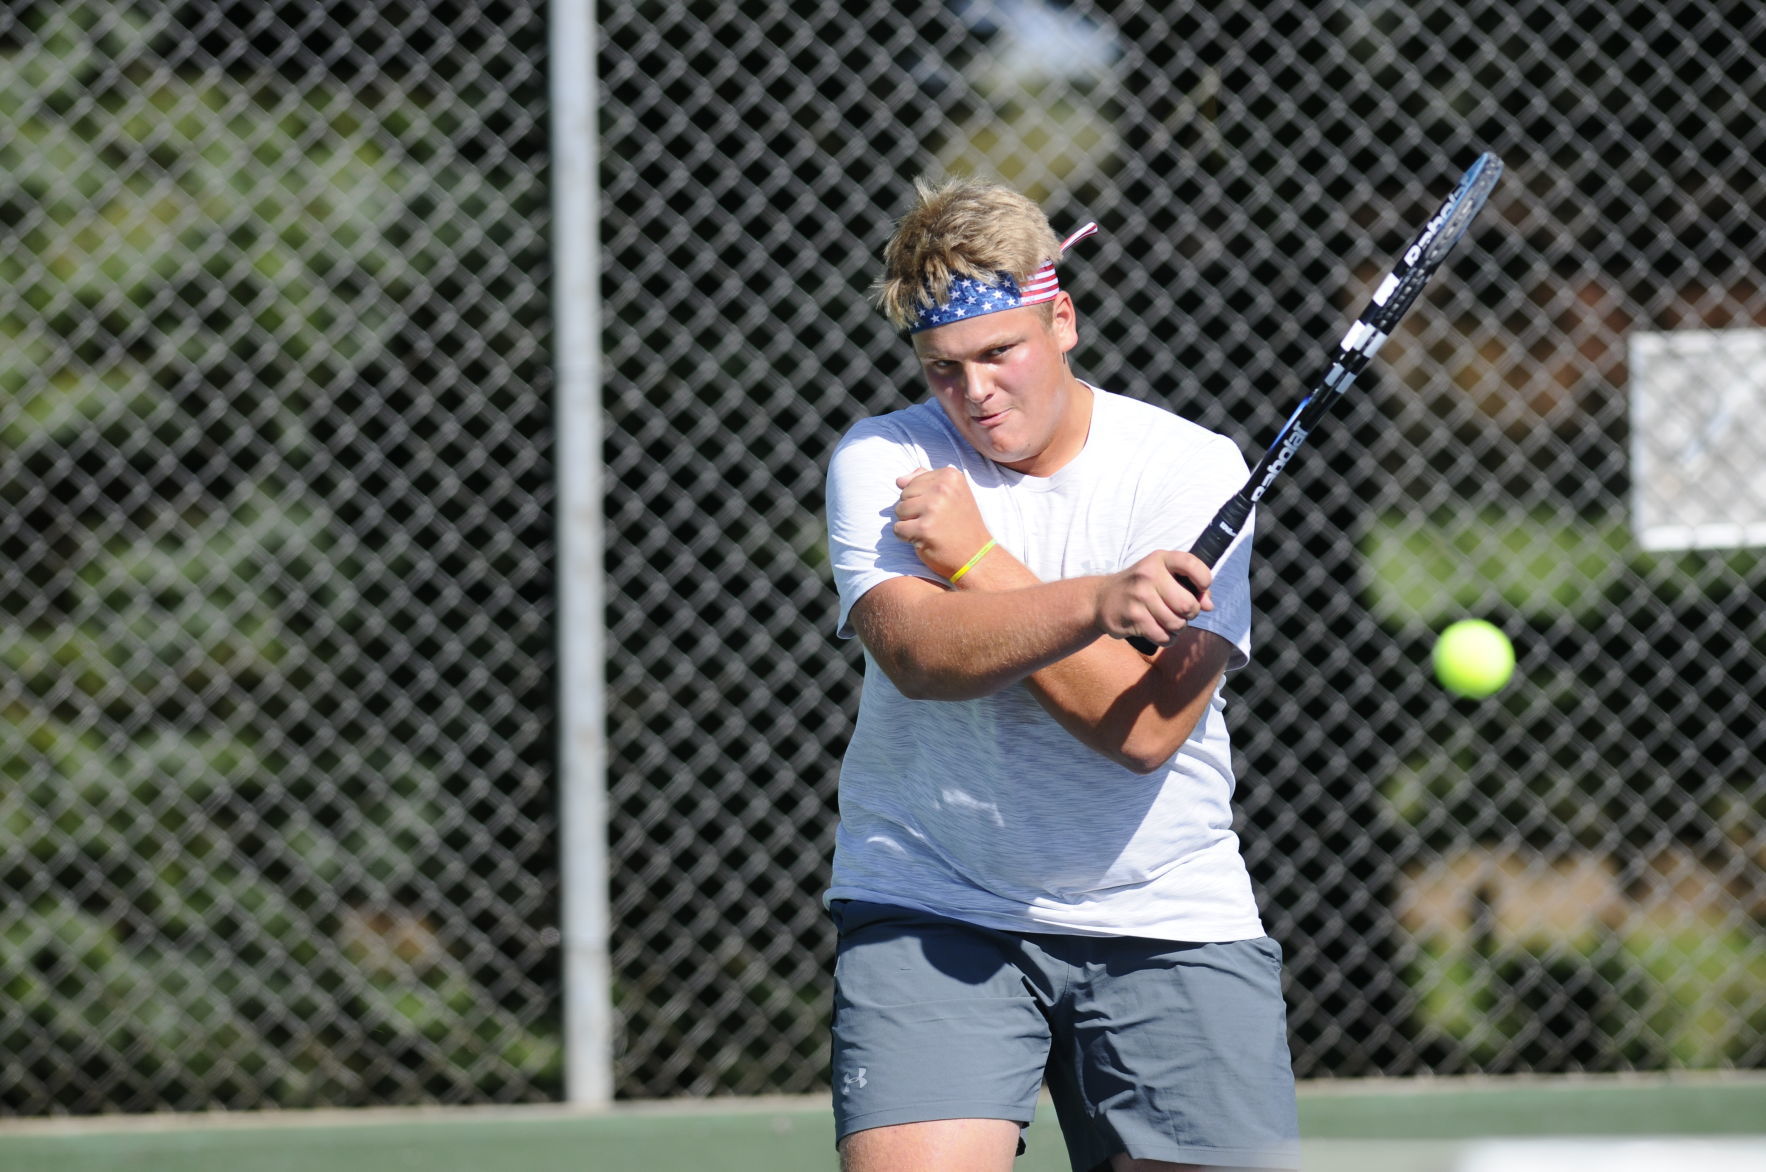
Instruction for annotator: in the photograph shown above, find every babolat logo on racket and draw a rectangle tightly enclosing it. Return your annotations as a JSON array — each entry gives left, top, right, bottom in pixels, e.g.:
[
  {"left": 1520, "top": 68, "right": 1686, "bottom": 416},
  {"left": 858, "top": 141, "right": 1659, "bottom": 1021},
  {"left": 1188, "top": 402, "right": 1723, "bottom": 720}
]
[
  {"left": 1405, "top": 218, "right": 1442, "bottom": 265},
  {"left": 1251, "top": 422, "right": 1309, "bottom": 501},
  {"left": 1406, "top": 197, "right": 1458, "bottom": 265}
]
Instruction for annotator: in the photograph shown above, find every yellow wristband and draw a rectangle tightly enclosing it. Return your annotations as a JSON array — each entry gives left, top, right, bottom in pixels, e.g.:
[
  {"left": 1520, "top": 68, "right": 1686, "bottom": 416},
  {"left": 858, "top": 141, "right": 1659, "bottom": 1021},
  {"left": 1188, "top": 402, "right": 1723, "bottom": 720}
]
[{"left": 947, "top": 538, "right": 996, "bottom": 583}]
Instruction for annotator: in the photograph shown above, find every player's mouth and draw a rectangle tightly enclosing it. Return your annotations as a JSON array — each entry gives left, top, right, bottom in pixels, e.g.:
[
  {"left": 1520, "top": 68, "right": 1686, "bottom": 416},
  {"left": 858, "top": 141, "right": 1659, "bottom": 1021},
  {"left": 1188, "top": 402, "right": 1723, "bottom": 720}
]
[{"left": 973, "top": 408, "right": 1009, "bottom": 428}]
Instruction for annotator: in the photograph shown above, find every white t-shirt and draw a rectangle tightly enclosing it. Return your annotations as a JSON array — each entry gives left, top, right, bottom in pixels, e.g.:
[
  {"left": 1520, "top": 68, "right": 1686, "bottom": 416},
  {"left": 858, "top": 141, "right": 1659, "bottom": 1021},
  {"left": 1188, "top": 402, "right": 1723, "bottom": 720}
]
[{"left": 823, "top": 384, "right": 1264, "bottom": 941}]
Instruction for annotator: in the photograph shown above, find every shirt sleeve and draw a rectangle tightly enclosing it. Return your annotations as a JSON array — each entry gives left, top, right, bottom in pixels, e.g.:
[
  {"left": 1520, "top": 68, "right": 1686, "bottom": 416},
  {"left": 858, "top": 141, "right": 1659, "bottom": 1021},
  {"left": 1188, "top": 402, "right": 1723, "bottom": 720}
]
[{"left": 824, "top": 419, "right": 947, "bottom": 640}]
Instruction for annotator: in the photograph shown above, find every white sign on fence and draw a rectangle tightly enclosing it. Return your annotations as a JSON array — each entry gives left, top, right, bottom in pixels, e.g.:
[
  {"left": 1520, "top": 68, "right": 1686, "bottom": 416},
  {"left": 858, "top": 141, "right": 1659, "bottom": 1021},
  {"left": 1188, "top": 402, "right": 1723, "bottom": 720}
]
[{"left": 1629, "top": 327, "right": 1766, "bottom": 551}]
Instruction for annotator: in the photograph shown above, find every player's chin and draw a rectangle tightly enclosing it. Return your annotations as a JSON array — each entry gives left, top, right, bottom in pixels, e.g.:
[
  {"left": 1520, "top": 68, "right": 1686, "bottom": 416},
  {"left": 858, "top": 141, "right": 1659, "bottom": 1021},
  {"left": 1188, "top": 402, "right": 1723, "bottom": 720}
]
[{"left": 969, "top": 424, "right": 1030, "bottom": 463}]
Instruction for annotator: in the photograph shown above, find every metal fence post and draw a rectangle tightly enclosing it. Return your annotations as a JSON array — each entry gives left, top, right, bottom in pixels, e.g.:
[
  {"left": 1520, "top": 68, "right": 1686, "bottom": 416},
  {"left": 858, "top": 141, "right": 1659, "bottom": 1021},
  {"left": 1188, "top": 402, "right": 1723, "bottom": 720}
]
[{"left": 551, "top": 0, "right": 612, "bottom": 1107}]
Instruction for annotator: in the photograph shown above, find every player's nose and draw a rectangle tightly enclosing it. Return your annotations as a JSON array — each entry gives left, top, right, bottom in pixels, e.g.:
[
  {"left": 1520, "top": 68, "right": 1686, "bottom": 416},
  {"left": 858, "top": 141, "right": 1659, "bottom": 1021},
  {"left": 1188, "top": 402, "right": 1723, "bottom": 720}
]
[{"left": 960, "top": 366, "right": 992, "bottom": 403}]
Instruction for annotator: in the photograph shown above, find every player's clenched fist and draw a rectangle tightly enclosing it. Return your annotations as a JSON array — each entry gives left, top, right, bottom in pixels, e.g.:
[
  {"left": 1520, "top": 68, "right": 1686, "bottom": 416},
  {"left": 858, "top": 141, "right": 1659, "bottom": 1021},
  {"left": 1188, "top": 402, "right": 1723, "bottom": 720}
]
[
  {"left": 891, "top": 466, "right": 992, "bottom": 579},
  {"left": 1094, "top": 550, "right": 1213, "bottom": 645}
]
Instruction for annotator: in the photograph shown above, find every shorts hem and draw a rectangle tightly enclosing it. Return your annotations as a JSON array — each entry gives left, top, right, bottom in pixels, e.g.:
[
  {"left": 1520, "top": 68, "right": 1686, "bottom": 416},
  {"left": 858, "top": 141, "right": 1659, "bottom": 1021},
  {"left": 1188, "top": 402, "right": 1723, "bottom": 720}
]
[{"left": 834, "top": 1101, "right": 1035, "bottom": 1142}]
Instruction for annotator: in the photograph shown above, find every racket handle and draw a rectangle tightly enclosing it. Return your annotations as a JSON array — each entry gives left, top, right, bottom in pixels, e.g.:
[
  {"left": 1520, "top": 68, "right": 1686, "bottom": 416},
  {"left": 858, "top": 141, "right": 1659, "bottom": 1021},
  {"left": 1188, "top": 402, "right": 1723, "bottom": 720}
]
[
  {"left": 1125, "top": 493, "right": 1253, "bottom": 655},
  {"left": 1189, "top": 492, "right": 1253, "bottom": 570}
]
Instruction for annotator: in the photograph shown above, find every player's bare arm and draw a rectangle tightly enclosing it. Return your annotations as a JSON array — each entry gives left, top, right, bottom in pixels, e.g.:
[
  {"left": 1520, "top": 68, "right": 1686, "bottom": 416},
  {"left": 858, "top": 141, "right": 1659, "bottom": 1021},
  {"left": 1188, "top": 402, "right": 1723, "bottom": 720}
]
[
  {"left": 954, "top": 542, "right": 1233, "bottom": 774},
  {"left": 852, "top": 571, "right": 1122, "bottom": 702},
  {"left": 856, "top": 466, "right": 1224, "bottom": 767},
  {"left": 888, "top": 466, "right": 1214, "bottom": 641},
  {"left": 888, "top": 466, "right": 1227, "bottom": 767}
]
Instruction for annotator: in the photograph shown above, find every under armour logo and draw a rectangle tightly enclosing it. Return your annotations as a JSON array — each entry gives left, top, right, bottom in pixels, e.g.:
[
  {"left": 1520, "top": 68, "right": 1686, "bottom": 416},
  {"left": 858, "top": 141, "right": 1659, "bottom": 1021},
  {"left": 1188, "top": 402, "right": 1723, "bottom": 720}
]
[{"left": 842, "top": 1067, "right": 867, "bottom": 1094}]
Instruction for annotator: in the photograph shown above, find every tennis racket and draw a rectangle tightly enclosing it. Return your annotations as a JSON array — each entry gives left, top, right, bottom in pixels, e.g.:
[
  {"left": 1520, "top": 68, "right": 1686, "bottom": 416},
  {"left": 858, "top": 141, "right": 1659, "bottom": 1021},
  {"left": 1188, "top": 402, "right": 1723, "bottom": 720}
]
[{"left": 1131, "top": 151, "right": 1503, "bottom": 653}]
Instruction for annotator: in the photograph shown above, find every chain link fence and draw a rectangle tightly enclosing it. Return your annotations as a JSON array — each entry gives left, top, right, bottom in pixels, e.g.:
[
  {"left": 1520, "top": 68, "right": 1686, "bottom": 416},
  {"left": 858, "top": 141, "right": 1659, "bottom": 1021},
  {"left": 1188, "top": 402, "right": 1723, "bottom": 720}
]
[
  {"left": 0, "top": 2, "right": 557, "bottom": 1111},
  {"left": 4, "top": 0, "right": 1764, "bottom": 1117},
  {"left": 601, "top": 0, "right": 1766, "bottom": 1096}
]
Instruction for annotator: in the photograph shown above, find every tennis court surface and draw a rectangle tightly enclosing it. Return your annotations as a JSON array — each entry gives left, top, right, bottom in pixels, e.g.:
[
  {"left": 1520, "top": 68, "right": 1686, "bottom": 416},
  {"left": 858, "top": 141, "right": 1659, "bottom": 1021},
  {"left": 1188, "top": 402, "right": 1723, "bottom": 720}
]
[{"left": 3, "top": 1072, "right": 1761, "bottom": 1172}]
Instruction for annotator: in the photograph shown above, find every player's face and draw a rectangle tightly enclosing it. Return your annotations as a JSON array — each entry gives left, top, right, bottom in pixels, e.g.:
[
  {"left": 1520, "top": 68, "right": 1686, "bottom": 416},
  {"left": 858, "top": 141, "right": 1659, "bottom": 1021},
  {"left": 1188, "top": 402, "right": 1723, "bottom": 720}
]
[{"left": 912, "top": 295, "right": 1088, "bottom": 477}]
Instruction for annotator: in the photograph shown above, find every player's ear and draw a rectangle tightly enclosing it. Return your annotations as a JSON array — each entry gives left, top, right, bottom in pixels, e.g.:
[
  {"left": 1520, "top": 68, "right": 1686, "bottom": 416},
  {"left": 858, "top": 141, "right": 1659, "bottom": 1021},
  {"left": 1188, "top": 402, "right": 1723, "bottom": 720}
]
[{"left": 1050, "top": 291, "right": 1078, "bottom": 353}]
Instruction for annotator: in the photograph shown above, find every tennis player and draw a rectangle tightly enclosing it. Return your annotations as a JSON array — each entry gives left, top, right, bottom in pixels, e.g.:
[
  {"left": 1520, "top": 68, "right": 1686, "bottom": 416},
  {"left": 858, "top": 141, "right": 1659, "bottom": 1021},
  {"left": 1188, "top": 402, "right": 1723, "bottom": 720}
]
[{"left": 823, "top": 177, "right": 1300, "bottom": 1172}]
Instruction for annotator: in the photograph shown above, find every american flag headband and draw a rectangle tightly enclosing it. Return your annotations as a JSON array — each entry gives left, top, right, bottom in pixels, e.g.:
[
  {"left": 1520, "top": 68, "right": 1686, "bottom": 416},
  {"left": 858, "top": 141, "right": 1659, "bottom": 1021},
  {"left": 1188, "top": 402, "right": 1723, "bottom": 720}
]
[{"left": 909, "top": 222, "right": 1101, "bottom": 334}]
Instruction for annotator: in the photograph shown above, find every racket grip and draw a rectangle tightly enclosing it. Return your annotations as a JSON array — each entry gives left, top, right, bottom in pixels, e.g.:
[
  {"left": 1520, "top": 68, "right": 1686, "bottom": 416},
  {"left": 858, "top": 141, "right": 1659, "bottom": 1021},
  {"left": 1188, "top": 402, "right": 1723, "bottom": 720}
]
[
  {"left": 1126, "top": 581, "right": 1202, "bottom": 656},
  {"left": 1124, "top": 562, "right": 1208, "bottom": 656},
  {"left": 1191, "top": 492, "right": 1254, "bottom": 569},
  {"left": 1125, "top": 494, "right": 1253, "bottom": 655}
]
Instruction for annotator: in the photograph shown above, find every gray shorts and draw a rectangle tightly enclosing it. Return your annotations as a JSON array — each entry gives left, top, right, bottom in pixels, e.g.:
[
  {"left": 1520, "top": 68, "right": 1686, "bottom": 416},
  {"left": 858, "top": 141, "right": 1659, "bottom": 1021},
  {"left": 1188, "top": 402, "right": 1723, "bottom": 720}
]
[{"left": 830, "top": 901, "right": 1300, "bottom": 1171}]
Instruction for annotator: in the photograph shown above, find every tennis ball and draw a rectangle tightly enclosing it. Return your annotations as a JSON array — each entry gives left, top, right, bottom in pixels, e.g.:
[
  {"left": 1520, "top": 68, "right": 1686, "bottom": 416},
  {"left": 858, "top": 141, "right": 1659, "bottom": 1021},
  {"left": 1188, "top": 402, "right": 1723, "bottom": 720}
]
[{"left": 1432, "top": 619, "right": 1514, "bottom": 699}]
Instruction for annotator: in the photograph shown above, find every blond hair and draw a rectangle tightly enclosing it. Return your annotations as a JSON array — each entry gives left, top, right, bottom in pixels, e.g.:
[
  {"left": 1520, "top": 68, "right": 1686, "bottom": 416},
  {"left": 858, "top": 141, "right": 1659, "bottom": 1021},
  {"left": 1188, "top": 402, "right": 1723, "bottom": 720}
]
[{"left": 875, "top": 177, "right": 1061, "bottom": 331}]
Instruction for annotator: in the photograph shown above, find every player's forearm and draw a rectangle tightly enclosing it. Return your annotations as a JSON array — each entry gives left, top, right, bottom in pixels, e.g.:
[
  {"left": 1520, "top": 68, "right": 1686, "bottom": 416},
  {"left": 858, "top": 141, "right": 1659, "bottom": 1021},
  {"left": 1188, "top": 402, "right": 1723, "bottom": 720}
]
[
  {"left": 1023, "top": 635, "right": 1224, "bottom": 773},
  {"left": 860, "top": 574, "right": 1108, "bottom": 701},
  {"left": 959, "top": 549, "right": 1222, "bottom": 771}
]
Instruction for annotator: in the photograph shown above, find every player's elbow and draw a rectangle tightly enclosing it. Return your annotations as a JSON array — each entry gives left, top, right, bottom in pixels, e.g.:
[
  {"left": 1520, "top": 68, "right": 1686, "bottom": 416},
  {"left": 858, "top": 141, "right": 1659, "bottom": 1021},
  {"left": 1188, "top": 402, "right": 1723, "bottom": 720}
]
[
  {"left": 855, "top": 591, "right": 990, "bottom": 701},
  {"left": 887, "top": 665, "right": 940, "bottom": 701},
  {"left": 1048, "top": 700, "right": 1192, "bottom": 773},
  {"left": 1110, "top": 726, "right": 1189, "bottom": 774},
  {"left": 886, "top": 660, "right": 994, "bottom": 702},
  {"left": 1116, "top": 742, "right": 1177, "bottom": 775}
]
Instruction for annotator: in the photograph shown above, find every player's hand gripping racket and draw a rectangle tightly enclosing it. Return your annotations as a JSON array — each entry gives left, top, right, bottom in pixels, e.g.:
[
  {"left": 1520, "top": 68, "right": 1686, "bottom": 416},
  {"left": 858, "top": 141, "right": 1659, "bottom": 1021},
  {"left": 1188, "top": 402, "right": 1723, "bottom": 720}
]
[{"left": 1129, "top": 152, "right": 1503, "bottom": 654}]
